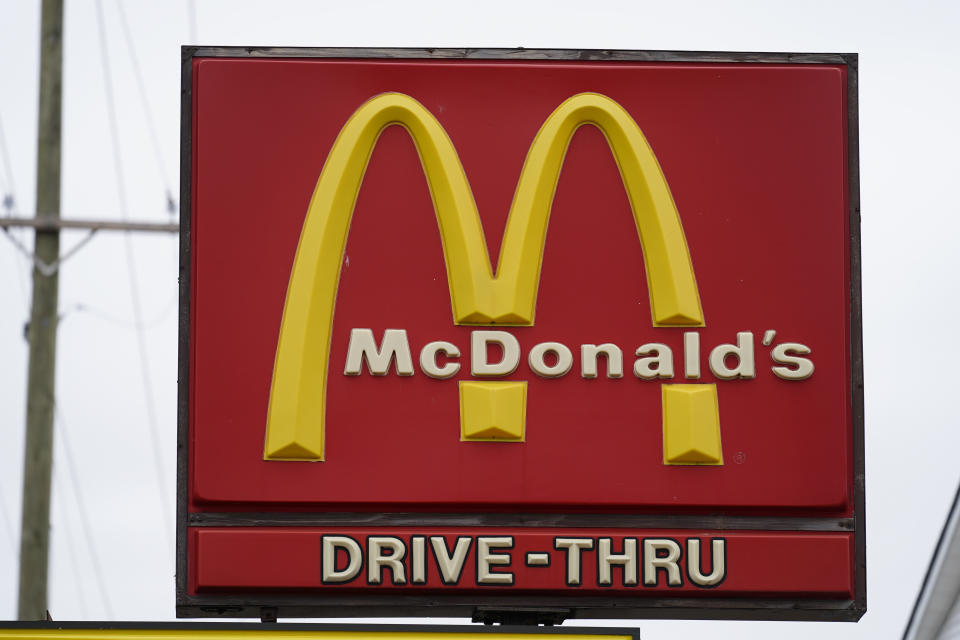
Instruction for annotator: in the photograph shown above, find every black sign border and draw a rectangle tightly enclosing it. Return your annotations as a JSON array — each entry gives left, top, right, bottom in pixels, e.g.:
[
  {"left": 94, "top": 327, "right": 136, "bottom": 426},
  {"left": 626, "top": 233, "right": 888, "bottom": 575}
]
[{"left": 177, "top": 46, "right": 864, "bottom": 623}]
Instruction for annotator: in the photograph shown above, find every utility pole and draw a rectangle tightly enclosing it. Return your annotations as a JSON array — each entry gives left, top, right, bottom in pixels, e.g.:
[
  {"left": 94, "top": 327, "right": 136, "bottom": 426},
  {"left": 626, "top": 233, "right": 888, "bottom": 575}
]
[{"left": 18, "top": 0, "right": 63, "bottom": 620}]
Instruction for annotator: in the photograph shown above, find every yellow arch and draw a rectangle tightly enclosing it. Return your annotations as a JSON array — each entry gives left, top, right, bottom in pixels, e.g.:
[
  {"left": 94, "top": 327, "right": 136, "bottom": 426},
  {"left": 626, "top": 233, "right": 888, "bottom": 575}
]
[
  {"left": 493, "top": 93, "right": 703, "bottom": 325},
  {"left": 265, "top": 92, "right": 703, "bottom": 460}
]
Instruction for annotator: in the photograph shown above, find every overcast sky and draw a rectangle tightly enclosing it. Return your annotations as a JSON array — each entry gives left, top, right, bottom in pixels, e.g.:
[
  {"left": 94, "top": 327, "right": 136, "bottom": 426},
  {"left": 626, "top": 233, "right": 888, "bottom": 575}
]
[{"left": 0, "top": 0, "right": 958, "bottom": 638}]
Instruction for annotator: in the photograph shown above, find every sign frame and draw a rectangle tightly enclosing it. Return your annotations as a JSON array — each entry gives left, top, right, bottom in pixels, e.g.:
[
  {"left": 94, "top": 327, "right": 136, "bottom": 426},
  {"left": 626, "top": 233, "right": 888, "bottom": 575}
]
[{"left": 176, "top": 46, "right": 864, "bottom": 622}]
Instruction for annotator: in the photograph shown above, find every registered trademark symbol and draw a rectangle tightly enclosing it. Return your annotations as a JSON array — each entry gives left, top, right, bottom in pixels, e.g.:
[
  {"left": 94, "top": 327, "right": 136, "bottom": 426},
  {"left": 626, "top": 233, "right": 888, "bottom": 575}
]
[{"left": 735, "top": 451, "right": 746, "bottom": 464}]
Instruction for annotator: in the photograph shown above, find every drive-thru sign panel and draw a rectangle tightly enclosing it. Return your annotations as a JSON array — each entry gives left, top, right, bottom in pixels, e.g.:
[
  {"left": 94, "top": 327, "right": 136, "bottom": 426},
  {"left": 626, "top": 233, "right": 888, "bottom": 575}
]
[{"left": 178, "top": 48, "right": 864, "bottom": 622}]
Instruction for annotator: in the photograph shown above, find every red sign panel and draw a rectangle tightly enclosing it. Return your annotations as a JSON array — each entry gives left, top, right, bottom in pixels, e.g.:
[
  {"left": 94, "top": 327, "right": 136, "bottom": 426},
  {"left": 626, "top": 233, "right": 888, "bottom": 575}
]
[{"left": 178, "top": 48, "right": 864, "bottom": 622}]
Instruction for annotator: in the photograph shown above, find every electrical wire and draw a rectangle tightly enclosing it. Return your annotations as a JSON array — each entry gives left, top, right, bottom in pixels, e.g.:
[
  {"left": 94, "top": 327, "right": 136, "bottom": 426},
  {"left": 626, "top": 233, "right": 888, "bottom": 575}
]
[
  {"left": 0, "top": 110, "right": 31, "bottom": 308},
  {"left": 0, "top": 474, "right": 17, "bottom": 558},
  {"left": 50, "top": 456, "right": 90, "bottom": 618},
  {"left": 93, "top": 0, "right": 174, "bottom": 557},
  {"left": 4, "top": 223, "right": 31, "bottom": 308},
  {"left": 62, "top": 293, "right": 178, "bottom": 332},
  {"left": 54, "top": 403, "right": 113, "bottom": 618},
  {"left": 0, "top": 112, "right": 16, "bottom": 200},
  {"left": 0, "top": 109, "right": 29, "bottom": 593},
  {"left": 112, "top": 0, "right": 174, "bottom": 212}
]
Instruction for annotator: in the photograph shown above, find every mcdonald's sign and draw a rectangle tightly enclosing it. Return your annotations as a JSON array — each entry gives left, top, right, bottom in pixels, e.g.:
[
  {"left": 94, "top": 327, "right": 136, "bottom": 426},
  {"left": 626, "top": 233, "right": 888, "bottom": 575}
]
[{"left": 178, "top": 47, "right": 864, "bottom": 623}]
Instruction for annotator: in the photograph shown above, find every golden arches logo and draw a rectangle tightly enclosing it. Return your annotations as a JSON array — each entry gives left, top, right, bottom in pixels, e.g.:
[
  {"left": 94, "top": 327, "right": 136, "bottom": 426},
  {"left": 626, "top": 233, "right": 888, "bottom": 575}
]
[{"left": 264, "top": 92, "right": 720, "bottom": 463}]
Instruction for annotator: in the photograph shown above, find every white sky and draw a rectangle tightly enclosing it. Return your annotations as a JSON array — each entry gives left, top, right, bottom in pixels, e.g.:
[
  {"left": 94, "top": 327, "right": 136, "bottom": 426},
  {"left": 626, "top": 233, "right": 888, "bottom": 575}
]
[{"left": 0, "top": 0, "right": 958, "bottom": 637}]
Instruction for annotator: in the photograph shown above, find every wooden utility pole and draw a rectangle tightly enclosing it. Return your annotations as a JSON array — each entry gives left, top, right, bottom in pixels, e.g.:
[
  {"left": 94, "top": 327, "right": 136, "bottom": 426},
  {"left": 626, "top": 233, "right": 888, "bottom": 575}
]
[{"left": 18, "top": 0, "right": 64, "bottom": 620}]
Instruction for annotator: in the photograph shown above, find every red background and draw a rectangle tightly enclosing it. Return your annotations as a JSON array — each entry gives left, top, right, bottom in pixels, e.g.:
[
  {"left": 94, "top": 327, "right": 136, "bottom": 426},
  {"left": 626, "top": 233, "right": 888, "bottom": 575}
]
[{"left": 190, "top": 59, "right": 850, "bottom": 514}]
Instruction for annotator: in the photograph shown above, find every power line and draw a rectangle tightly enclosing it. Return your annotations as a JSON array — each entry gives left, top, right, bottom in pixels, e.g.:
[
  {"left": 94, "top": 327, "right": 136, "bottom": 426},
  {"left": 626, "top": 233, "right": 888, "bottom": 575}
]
[
  {"left": 63, "top": 294, "right": 178, "bottom": 332},
  {"left": 0, "top": 474, "right": 17, "bottom": 558},
  {"left": 0, "top": 111, "right": 17, "bottom": 200},
  {"left": 8, "top": 237, "right": 31, "bottom": 308},
  {"left": 2, "top": 218, "right": 32, "bottom": 309},
  {"left": 0, "top": 115, "right": 27, "bottom": 561},
  {"left": 112, "top": 0, "right": 175, "bottom": 212},
  {"left": 50, "top": 457, "right": 90, "bottom": 618},
  {"left": 93, "top": 0, "right": 174, "bottom": 558},
  {"left": 53, "top": 404, "right": 112, "bottom": 618},
  {"left": 0, "top": 475, "right": 17, "bottom": 624},
  {"left": 0, "top": 110, "right": 32, "bottom": 308}
]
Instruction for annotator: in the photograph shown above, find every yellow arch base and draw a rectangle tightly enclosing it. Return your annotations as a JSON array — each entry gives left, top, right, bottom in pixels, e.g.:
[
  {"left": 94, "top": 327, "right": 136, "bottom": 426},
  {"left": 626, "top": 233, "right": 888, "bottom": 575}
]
[
  {"left": 459, "top": 381, "right": 527, "bottom": 441},
  {"left": 662, "top": 384, "right": 723, "bottom": 465}
]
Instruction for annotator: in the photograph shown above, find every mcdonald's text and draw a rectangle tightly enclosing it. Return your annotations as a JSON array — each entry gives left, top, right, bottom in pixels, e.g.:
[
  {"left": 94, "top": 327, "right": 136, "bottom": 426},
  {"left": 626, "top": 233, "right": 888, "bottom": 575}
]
[{"left": 344, "top": 328, "right": 814, "bottom": 381}]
